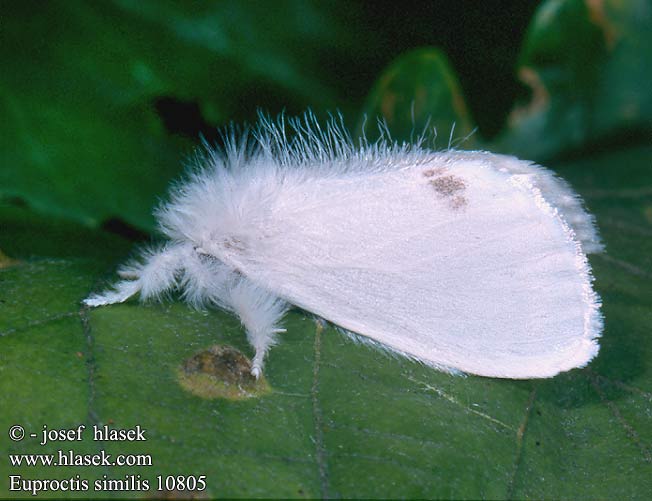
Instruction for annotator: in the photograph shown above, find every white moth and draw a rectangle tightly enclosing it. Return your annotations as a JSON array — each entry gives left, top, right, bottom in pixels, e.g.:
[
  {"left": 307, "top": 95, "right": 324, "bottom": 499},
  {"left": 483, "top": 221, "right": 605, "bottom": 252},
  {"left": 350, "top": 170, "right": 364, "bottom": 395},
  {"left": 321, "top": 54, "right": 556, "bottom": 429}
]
[{"left": 84, "top": 113, "right": 603, "bottom": 379}]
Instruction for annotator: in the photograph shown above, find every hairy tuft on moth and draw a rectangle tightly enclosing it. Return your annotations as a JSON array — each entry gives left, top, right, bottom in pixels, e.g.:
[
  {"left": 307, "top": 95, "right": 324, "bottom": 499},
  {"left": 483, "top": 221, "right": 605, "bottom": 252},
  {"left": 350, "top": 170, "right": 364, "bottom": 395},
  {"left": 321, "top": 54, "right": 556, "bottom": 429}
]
[{"left": 84, "top": 112, "right": 604, "bottom": 379}]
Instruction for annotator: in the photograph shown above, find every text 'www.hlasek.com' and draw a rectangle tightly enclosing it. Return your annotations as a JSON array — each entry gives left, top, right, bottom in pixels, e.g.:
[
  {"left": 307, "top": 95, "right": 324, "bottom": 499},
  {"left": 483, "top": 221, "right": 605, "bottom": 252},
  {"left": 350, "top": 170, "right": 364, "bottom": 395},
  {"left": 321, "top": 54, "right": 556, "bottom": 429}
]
[{"left": 6, "top": 423, "right": 207, "bottom": 496}]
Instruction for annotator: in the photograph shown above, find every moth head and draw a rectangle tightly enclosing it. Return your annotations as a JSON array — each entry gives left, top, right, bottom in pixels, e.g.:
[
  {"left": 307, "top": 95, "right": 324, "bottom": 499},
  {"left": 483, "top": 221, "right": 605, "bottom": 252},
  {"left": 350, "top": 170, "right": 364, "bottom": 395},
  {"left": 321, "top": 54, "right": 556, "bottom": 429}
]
[
  {"left": 157, "top": 196, "right": 239, "bottom": 251},
  {"left": 194, "top": 233, "right": 251, "bottom": 269},
  {"left": 156, "top": 164, "right": 269, "bottom": 266}
]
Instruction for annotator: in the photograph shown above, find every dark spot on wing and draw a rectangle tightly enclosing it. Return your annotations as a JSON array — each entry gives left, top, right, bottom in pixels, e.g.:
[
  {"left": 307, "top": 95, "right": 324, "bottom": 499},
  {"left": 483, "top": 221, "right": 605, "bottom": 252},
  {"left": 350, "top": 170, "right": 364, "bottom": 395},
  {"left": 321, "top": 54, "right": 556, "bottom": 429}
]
[
  {"left": 425, "top": 173, "right": 468, "bottom": 210},
  {"left": 451, "top": 195, "right": 468, "bottom": 209},
  {"left": 429, "top": 175, "right": 467, "bottom": 196},
  {"left": 422, "top": 167, "right": 447, "bottom": 178}
]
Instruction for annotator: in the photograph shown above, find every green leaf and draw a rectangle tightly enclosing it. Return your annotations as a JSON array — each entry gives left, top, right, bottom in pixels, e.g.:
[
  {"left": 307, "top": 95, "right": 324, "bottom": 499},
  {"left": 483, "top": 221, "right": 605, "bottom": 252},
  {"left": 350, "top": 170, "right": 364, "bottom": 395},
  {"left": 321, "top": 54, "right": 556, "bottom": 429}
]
[
  {"left": 495, "top": 0, "right": 652, "bottom": 160},
  {"left": 2, "top": 0, "right": 651, "bottom": 498},
  {"left": 2, "top": 145, "right": 651, "bottom": 498},
  {"left": 358, "top": 48, "right": 476, "bottom": 147},
  {"left": 0, "top": 0, "right": 359, "bottom": 231}
]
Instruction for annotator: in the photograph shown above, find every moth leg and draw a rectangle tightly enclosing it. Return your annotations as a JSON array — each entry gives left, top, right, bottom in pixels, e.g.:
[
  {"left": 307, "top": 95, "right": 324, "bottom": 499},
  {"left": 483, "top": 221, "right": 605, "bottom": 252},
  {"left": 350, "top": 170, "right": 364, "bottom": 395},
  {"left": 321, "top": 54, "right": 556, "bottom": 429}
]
[
  {"left": 228, "top": 279, "right": 289, "bottom": 378},
  {"left": 83, "top": 244, "right": 189, "bottom": 307}
]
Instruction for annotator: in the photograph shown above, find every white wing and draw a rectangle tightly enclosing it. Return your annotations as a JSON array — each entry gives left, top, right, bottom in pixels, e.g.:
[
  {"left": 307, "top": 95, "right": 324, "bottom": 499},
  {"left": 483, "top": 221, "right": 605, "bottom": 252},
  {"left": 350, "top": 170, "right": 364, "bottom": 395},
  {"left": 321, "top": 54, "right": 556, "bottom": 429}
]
[
  {"left": 477, "top": 152, "right": 604, "bottom": 254},
  {"left": 220, "top": 151, "right": 602, "bottom": 378}
]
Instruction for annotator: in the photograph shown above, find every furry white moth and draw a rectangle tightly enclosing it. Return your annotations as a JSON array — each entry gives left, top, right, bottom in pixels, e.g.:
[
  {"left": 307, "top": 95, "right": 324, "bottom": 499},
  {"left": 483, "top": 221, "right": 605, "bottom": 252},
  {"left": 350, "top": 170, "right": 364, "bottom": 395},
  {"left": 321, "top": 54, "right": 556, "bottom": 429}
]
[{"left": 84, "top": 113, "right": 603, "bottom": 379}]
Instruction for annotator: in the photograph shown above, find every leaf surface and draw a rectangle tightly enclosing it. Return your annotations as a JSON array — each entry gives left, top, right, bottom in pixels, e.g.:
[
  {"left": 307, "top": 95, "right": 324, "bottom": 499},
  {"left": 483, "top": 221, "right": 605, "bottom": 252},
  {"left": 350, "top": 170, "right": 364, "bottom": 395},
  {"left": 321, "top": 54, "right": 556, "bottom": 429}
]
[{"left": 2, "top": 0, "right": 651, "bottom": 498}]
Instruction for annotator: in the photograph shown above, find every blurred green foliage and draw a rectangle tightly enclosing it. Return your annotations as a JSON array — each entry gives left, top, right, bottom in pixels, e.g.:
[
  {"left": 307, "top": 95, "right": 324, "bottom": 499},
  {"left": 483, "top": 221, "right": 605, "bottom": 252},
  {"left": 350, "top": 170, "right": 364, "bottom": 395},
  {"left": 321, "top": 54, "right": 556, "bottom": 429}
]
[{"left": 1, "top": 0, "right": 651, "bottom": 498}]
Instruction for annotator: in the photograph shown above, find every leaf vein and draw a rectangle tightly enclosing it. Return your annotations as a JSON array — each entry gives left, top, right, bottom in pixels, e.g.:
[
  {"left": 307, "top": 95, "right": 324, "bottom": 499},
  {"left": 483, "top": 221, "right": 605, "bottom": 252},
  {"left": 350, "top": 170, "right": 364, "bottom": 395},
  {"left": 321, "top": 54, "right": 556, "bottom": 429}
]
[
  {"left": 506, "top": 387, "right": 537, "bottom": 498},
  {"left": 407, "top": 376, "right": 514, "bottom": 431},
  {"left": 588, "top": 369, "right": 652, "bottom": 402},
  {"left": 595, "top": 253, "right": 652, "bottom": 279},
  {"left": 588, "top": 371, "right": 652, "bottom": 463},
  {"left": 311, "top": 320, "right": 329, "bottom": 497},
  {"left": 0, "top": 311, "right": 78, "bottom": 337}
]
